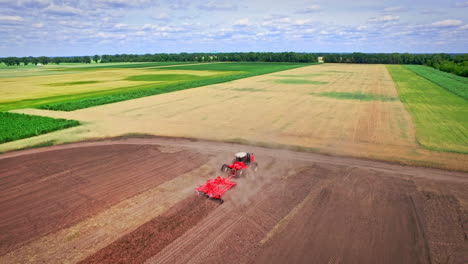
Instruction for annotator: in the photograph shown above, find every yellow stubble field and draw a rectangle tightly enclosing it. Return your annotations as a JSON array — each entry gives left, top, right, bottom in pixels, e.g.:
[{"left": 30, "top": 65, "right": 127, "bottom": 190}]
[{"left": 6, "top": 63, "right": 468, "bottom": 171}]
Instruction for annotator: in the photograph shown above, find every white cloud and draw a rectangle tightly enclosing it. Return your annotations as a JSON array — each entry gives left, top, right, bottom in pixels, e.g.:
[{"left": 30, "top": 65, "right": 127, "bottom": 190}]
[
  {"left": 431, "top": 19, "right": 463, "bottom": 27},
  {"left": 368, "top": 15, "right": 400, "bottom": 23},
  {"left": 113, "top": 23, "right": 127, "bottom": 29},
  {"left": 94, "top": 0, "right": 154, "bottom": 8},
  {"left": 0, "top": 16, "right": 25, "bottom": 22},
  {"left": 96, "top": 32, "right": 125, "bottom": 39},
  {"left": 140, "top": 23, "right": 187, "bottom": 33},
  {"left": 234, "top": 18, "right": 250, "bottom": 27},
  {"left": 151, "top": 12, "right": 169, "bottom": 21},
  {"left": 198, "top": 1, "right": 237, "bottom": 11},
  {"left": 19, "top": 0, "right": 50, "bottom": 8},
  {"left": 45, "top": 4, "right": 83, "bottom": 16},
  {"left": 134, "top": 31, "right": 146, "bottom": 36},
  {"left": 297, "top": 4, "right": 320, "bottom": 13},
  {"left": 294, "top": 19, "right": 311, "bottom": 25},
  {"left": 32, "top": 22, "right": 44, "bottom": 28},
  {"left": 384, "top": 6, "right": 407, "bottom": 13},
  {"left": 169, "top": 0, "right": 189, "bottom": 10}
]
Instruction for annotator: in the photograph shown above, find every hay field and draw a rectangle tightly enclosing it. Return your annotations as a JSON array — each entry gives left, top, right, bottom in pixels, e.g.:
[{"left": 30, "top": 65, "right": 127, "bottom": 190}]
[{"left": 5, "top": 64, "right": 468, "bottom": 170}]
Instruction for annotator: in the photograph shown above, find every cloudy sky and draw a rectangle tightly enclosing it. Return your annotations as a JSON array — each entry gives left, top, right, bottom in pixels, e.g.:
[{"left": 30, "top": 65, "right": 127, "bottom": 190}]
[{"left": 0, "top": 0, "right": 467, "bottom": 56}]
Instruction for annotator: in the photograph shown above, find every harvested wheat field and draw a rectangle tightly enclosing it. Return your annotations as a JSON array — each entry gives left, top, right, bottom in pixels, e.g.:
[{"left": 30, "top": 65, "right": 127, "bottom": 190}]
[
  {"left": 5, "top": 64, "right": 468, "bottom": 171},
  {"left": 1, "top": 137, "right": 467, "bottom": 264}
]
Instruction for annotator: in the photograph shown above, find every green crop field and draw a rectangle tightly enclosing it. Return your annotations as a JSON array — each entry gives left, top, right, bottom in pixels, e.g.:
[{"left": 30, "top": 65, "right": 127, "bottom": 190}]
[
  {"left": 404, "top": 65, "right": 468, "bottom": 100},
  {"left": 387, "top": 65, "right": 468, "bottom": 153},
  {"left": 0, "top": 112, "right": 79, "bottom": 144},
  {"left": 36, "top": 62, "right": 309, "bottom": 111}
]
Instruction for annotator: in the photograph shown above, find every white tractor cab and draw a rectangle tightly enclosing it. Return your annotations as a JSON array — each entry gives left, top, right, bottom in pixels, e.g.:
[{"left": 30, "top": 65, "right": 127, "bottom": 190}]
[{"left": 234, "top": 152, "right": 252, "bottom": 164}]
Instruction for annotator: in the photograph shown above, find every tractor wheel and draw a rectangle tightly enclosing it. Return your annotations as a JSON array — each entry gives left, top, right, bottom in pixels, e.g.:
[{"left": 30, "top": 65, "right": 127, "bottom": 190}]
[
  {"left": 220, "top": 164, "right": 229, "bottom": 174},
  {"left": 250, "top": 162, "right": 258, "bottom": 173},
  {"left": 235, "top": 169, "right": 246, "bottom": 178}
]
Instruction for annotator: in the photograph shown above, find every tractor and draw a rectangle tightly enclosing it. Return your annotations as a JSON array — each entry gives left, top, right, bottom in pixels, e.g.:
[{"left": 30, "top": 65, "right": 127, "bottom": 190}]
[
  {"left": 195, "top": 152, "right": 258, "bottom": 204},
  {"left": 220, "top": 152, "right": 258, "bottom": 178}
]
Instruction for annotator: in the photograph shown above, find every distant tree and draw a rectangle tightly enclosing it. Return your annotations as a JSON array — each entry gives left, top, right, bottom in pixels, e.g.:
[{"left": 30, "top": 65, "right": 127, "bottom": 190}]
[
  {"left": 38, "top": 56, "right": 49, "bottom": 65},
  {"left": 82, "top": 56, "right": 91, "bottom": 64},
  {"left": 19, "top": 57, "right": 28, "bottom": 66},
  {"left": 4, "top": 57, "right": 20, "bottom": 66},
  {"left": 52, "top": 57, "right": 62, "bottom": 64},
  {"left": 93, "top": 54, "right": 100, "bottom": 63}
]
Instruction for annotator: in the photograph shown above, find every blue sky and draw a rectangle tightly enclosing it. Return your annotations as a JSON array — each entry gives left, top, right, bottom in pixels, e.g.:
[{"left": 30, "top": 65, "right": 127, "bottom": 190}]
[{"left": 0, "top": 0, "right": 467, "bottom": 56}]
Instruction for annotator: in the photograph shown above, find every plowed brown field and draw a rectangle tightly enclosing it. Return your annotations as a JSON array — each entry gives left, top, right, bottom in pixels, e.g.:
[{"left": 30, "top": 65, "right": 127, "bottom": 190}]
[
  {"left": 1, "top": 137, "right": 467, "bottom": 264},
  {"left": 0, "top": 144, "right": 207, "bottom": 255}
]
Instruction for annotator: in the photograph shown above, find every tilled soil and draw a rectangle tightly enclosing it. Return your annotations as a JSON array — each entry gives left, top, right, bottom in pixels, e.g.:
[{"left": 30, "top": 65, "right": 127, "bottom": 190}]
[
  {"left": 1, "top": 137, "right": 467, "bottom": 264},
  {"left": 80, "top": 196, "right": 218, "bottom": 264},
  {"left": 146, "top": 164, "right": 468, "bottom": 264},
  {"left": 0, "top": 143, "right": 207, "bottom": 255}
]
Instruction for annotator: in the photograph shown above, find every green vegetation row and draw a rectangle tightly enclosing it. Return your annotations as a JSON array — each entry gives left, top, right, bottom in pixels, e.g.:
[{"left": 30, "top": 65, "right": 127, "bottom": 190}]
[
  {"left": 323, "top": 53, "right": 468, "bottom": 77},
  {"left": 404, "top": 65, "right": 468, "bottom": 100},
  {"left": 37, "top": 63, "right": 309, "bottom": 111},
  {"left": 316, "top": 91, "right": 397, "bottom": 101},
  {"left": 386, "top": 65, "right": 468, "bottom": 154},
  {"left": 0, "top": 52, "right": 318, "bottom": 67},
  {"left": 0, "top": 112, "right": 79, "bottom": 144},
  {"left": 60, "top": 61, "right": 193, "bottom": 70}
]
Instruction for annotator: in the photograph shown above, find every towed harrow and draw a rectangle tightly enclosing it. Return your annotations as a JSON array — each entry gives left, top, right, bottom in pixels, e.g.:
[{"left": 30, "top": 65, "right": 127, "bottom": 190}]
[{"left": 195, "top": 152, "right": 258, "bottom": 204}]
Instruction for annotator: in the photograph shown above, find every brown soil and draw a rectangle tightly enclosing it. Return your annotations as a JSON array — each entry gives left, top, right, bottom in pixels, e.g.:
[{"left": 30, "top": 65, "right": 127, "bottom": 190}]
[
  {"left": 0, "top": 144, "right": 206, "bottom": 255},
  {"left": 1, "top": 137, "right": 467, "bottom": 264},
  {"left": 80, "top": 196, "right": 218, "bottom": 264}
]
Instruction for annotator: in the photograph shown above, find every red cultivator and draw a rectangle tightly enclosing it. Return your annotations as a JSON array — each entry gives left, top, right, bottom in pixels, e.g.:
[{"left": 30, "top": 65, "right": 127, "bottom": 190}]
[
  {"left": 195, "top": 152, "right": 258, "bottom": 204},
  {"left": 195, "top": 176, "right": 236, "bottom": 203}
]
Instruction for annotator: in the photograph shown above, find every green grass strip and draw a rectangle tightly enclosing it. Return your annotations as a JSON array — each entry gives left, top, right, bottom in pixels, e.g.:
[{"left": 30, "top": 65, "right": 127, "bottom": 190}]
[
  {"left": 152, "top": 62, "right": 312, "bottom": 71},
  {"left": 125, "top": 74, "right": 203, "bottom": 82},
  {"left": 47, "top": 80, "right": 100, "bottom": 86},
  {"left": 317, "top": 91, "right": 397, "bottom": 101},
  {"left": 37, "top": 63, "right": 309, "bottom": 111},
  {"left": 232, "top": 88, "right": 263, "bottom": 92},
  {"left": 404, "top": 65, "right": 468, "bottom": 100},
  {"left": 0, "top": 112, "right": 80, "bottom": 144},
  {"left": 386, "top": 65, "right": 468, "bottom": 154},
  {"left": 57, "top": 61, "right": 194, "bottom": 71},
  {"left": 274, "top": 79, "right": 328, "bottom": 85}
]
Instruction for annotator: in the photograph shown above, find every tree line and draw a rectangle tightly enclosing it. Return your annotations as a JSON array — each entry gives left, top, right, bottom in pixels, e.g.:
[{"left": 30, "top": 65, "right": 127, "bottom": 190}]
[
  {"left": 1, "top": 55, "right": 95, "bottom": 66},
  {"left": 0, "top": 52, "right": 318, "bottom": 66},
  {"left": 322, "top": 53, "right": 468, "bottom": 77},
  {"left": 2, "top": 52, "right": 466, "bottom": 77}
]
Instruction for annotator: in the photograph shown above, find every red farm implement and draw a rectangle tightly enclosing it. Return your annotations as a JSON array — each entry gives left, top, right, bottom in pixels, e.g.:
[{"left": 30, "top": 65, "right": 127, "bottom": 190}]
[{"left": 195, "top": 152, "right": 258, "bottom": 204}]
